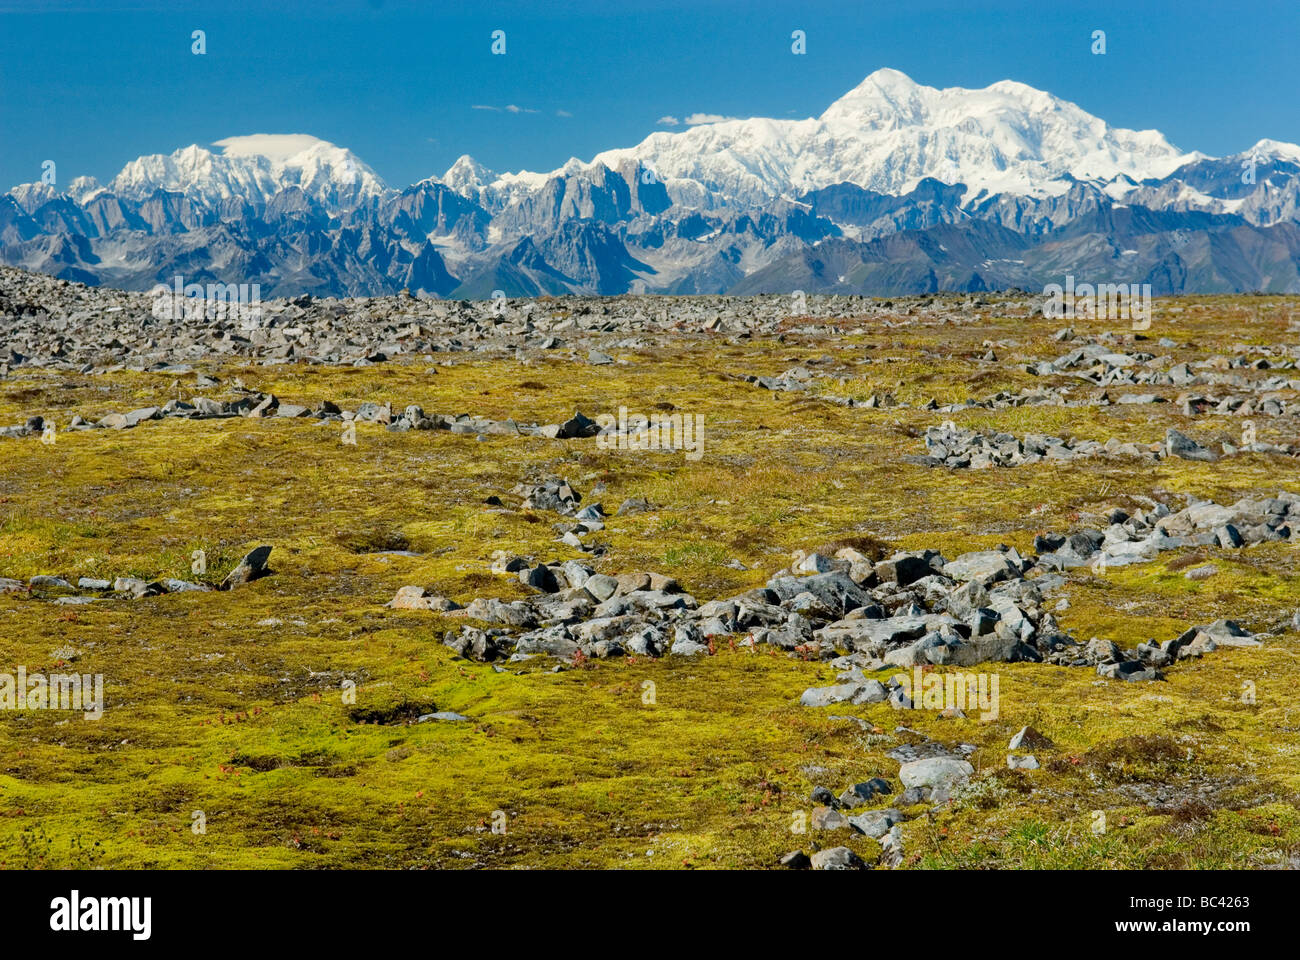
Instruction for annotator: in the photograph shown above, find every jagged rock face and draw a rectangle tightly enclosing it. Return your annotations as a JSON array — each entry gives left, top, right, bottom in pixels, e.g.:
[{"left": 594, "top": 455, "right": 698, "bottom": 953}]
[{"left": 6, "top": 71, "right": 1300, "bottom": 296}]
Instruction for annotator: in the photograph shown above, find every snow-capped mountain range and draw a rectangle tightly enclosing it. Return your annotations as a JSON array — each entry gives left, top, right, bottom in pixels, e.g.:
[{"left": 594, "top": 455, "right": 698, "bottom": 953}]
[
  {"left": 6, "top": 68, "right": 1300, "bottom": 297},
  {"left": 108, "top": 135, "right": 388, "bottom": 211}
]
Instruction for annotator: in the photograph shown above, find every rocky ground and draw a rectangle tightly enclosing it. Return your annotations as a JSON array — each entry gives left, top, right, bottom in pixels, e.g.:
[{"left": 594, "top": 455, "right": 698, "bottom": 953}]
[{"left": 2, "top": 266, "right": 1299, "bottom": 869}]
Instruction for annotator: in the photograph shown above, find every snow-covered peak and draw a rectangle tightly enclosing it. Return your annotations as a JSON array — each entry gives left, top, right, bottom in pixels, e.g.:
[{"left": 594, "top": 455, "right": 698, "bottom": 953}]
[
  {"left": 6, "top": 181, "right": 61, "bottom": 213},
  {"left": 574, "top": 68, "right": 1196, "bottom": 208},
  {"left": 818, "top": 66, "right": 930, "bottom": 125},
  {"left": 5, "top": 176, "right": 104, "bottom": 211},
  {"left": 442, "top": 154, "right": 495, "bottom": 198},
  {"left": 67, "top": 175, "right": 105, "bottom": 203},
  {"left": 108, "top": 135, "right": 387, "bottom": 211},
  {"left": 1242, "top": 138, "right": 1300, "bottom": 162}
]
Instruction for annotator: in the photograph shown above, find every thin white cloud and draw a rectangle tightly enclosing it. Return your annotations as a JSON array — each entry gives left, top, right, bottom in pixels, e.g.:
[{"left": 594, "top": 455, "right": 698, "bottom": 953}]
[
  {"left": 657, "top": 115, "right": 680, "bottom": 126},
  {"left": 472, "top": 104, "right": 540, "bottom": 114},
  {"left": 685, "top": 112, "right": 737, "bottom": 125},
  {"left": 556, "top": 109, "right": 573, "bottom": 118}
]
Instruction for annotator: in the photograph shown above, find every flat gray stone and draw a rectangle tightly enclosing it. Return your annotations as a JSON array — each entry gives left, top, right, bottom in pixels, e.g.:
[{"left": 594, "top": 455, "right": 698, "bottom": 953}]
[
  {"left": 898, "top": 757, "right": 974, "bottom": 792},
  {"left": 848, "top": 808, "right": 903, "bottom": 838}
]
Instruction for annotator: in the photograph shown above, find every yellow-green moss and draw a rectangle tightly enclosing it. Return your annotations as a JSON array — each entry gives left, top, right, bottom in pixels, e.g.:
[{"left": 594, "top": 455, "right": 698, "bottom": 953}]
[{"left": 1, "top": 294, "right": 1299, "bottom": 868}]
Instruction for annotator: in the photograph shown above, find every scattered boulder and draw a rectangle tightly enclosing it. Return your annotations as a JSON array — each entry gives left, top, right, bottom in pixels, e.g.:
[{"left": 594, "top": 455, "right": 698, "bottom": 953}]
[
  {"left": 848, "top": 808, "right": 903, "bottom": 838},
  {"left": 809, "top": 846, "right": 868, "bottom": 870},
  {"left": 1008, "top": 725, "right": 1054, "bottom": 751},
  {"left": 778, "top": 850, "right": 811, "bottom": 869},
  {"left": 220, "top": 546, "right": 273, "bottom": 589},
  {"left": 1166, "top": 428, "right": 1217, "bottom": 462},
  {"left": 898, "top": 757, "right": 973, "bottom": 801}
]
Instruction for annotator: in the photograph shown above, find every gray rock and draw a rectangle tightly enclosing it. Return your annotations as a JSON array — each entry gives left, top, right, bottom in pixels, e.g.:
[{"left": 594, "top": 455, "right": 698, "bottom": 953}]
[
  {"left": 942, "top": 549, "right": 1022, "bottom": 585},
  {"left": 800, "top": 683, "right": 862, "bottom": 708},
  {"left": 1008, "top": 725, "right": 1054, "bottom": 750},
  {"left": 766, "top": 570, "right": 873, "bottom": 618},
  {"left": 561, "top": 560, "right": 593, "bottom": 589},
  {"left": 28, "top": 575, "right": 74, "bottom": 590},
  {"left": 800, "top": 679, "right": 887, "bottom": 707},
  {"left": 220, "top": 545, "right": 273, "bottom": 589},
  {"left": 1166, "top": 428, "right": 1218, "bottom": 462},
  {"left": 1084, "top": 637, "right": 1122, "bottom": 664},
  {"left": 670, "top": 623, "right": 709, "bottom": 656},
  {"left": 1201, "top": 619, "right": 1261, "bottom": 647},
  {"left": 848, "top": 807, "right": 903, "bottom": 838},
  {"left": 809, "top": 846, "right": 867, "bottom": 870},
  {"left": 811, "top": 806, "right": 850, "bottom": 830},
  {"left": 162, "top": 579, "right": 209, "bottom": 593},
  {"left": 520, "top": 564, "right": 560, "bottom": 593},
  {"left": 1214, "top": 524, "right": 1243, "bottom": 548},
  {"left": 875, "top": 554, "right": 936, "bottom": 587},
  {"left": 624, "top": 624, "right": 667, "bottom": 656},
  {"left": 838, "top": 778, "right": 892, "bottom": 808},
  {"left": 778, "top": 850, "right": 811, "bottom": 869},
  {"left": 898, "top": 757, "right": 974, "bottom": 793},
  {"left": 583, "top": 574, "right": 619, "bottom": 601},
  {"left": 879, "top": 824, "right": 905, "bottom": 868},
  {"left": 194, "top": 397, "right": 227, "bottom": 416},
  {"left": 123, "top": 406, "right": 161, "bottom": 427},
  {"left": 1097, "top": 660, "right": 1161, "bottom": 682}
]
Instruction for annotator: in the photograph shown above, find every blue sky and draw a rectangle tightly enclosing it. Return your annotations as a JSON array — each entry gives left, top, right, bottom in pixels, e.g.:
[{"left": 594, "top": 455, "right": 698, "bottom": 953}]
[{"left": 2, "top": 0, "right": 1298, "bottom": 191}]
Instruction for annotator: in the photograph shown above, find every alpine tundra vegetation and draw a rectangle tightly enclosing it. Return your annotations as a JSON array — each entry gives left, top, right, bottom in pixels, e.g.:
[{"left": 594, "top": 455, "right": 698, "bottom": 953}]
[{"left": 2, "top": 265, "right": 1300, "bottom": 868}]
